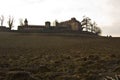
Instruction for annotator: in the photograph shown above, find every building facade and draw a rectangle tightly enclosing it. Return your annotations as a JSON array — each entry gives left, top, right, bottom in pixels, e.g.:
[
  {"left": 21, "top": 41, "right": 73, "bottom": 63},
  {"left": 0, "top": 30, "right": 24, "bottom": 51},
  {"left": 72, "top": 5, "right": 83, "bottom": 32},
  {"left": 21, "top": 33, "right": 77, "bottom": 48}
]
[
  {"left": 57, "top": 18, "right": 82, "bottom": 31},
  {"left": 18, "top": 18, "right": 83, "bottom": 32}
]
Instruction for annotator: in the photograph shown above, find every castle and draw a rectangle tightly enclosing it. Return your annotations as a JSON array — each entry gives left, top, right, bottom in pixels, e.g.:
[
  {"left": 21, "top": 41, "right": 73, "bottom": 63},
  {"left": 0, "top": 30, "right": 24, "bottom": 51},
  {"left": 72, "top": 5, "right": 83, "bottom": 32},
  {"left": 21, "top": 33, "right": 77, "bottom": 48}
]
[
  {"left": 18, "top": 17, "right": 83, "bottom": 32},
  {"left": 0, "top": 17, "right": 101, "bottom": 35}
]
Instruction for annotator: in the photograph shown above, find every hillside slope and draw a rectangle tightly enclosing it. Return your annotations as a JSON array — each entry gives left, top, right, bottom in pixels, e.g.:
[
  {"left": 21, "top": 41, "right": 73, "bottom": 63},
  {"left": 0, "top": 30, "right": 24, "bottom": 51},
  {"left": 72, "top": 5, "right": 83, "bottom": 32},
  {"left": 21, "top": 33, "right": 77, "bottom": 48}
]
[{"left": 0, "top": 32, "right": 120, "bottom": 80}]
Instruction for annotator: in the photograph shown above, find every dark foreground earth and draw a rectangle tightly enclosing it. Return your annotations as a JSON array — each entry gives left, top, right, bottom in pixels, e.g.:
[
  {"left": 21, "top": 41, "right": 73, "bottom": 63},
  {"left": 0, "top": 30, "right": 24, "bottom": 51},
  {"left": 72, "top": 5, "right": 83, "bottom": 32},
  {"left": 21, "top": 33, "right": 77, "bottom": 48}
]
[{"left": 0, "top": 32, "right": 120, "bottom": 80}]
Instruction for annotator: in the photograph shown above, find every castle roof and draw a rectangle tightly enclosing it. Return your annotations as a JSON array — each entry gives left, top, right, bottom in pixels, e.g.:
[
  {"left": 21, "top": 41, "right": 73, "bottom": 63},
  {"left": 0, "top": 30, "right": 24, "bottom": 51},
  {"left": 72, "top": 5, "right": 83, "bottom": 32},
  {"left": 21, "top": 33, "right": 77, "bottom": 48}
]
[{"left": 18, "top": 25, "right": 45, "bottom": 28}]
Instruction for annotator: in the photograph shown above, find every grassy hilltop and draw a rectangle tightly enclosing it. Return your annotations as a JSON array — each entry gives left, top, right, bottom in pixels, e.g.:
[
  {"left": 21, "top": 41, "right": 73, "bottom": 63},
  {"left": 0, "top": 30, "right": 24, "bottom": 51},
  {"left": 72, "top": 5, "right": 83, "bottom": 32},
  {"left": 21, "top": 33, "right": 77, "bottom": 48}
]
[{"left": 0, "top": 32, "right": 120, "bottom": 80}]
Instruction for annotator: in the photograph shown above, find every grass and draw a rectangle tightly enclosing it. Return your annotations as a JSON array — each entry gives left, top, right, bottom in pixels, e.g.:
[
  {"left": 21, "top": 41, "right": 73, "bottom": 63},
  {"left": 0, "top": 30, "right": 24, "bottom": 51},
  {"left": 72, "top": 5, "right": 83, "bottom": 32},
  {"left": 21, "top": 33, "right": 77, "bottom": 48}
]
[{"left": 0, "top": 32, "right": 120, "bottom": 80}]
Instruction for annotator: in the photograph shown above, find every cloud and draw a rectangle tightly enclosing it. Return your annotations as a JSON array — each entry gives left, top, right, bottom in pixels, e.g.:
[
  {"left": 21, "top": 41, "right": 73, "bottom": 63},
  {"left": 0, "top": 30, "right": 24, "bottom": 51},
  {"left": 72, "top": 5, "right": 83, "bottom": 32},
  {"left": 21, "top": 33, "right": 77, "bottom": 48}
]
[{"left": 24, "top": 0, "right": 45, "bottom": 4}]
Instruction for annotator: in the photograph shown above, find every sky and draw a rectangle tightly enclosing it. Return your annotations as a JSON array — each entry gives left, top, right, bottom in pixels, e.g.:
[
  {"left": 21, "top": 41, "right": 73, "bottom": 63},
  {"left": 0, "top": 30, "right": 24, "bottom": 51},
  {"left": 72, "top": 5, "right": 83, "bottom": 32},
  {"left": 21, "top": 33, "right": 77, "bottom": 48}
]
[{"left": 0, "top": 0, "right": 120, "bottom": 37}]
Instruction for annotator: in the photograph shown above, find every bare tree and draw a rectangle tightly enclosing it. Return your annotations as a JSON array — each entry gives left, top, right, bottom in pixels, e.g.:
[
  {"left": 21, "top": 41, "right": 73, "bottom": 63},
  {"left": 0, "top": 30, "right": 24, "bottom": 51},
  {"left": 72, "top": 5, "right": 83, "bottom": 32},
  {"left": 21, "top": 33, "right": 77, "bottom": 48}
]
[
  {"left": 81, "top": 16, "right": 91, "bottom": 31},
  {"left": 95, "top": 27, "right": 102, "bottom": 35},
  {"left": 92, "top": 22, "right": 97, "bottom": 33},
  {"left": 19, "top": 18, "right": 24, "bottom": 26},
  {"left": 81, "top": 16, "right": 102, "bottom": 35},
  {"left": 8, "top": 16, "right": 14, "bottom": 29},
  {"left": 0, "top": 15, "right": 4, "bottom": 26},
  {"left": 54, "top": 20, "right": 59, "bottom": 26}
]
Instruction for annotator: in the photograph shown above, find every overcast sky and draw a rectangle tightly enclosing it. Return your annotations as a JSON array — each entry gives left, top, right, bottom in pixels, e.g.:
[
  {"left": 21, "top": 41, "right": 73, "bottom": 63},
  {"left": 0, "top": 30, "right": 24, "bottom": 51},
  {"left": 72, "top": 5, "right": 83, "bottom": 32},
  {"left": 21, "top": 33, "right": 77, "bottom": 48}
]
[{"left": 0, "top": 0, "right": 120, "bottom": 36}]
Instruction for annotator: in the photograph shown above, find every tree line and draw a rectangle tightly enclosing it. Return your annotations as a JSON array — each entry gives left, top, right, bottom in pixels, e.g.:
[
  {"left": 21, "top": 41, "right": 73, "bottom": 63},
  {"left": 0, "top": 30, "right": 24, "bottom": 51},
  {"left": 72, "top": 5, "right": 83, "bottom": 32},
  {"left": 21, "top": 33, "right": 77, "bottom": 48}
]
[
  {"left": 81, "top": 16, "right": 101, "bottom": 35},
  {"left": 0, "top": 15, "right": 14, "bottom": 29}
]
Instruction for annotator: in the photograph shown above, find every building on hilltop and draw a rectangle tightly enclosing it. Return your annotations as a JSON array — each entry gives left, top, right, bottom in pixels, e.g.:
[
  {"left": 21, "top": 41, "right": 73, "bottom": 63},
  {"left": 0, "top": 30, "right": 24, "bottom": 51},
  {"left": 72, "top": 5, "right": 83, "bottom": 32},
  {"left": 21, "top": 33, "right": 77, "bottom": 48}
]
[
  {"left": 56, "top": 17, "right": 82, "bottom": 31},
  {"left": 18, "top": 19, "right": 51, "bottom": 32},
  {"left": 18, "top": 18, "right": 83, "bottom": 32}
]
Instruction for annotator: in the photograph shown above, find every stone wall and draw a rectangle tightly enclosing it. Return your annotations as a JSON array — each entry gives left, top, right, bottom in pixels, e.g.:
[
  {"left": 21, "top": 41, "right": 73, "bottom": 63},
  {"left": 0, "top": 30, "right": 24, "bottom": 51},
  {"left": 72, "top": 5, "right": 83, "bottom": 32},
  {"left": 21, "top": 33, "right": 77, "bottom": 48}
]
[{"left": 58, "top": 18, "right": 82, "bottom": 31}]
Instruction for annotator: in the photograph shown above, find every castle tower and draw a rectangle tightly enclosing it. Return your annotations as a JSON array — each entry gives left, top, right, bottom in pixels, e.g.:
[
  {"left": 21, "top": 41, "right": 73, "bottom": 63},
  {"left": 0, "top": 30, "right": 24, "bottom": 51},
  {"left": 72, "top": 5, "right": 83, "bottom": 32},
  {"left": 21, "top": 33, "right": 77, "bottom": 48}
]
[
  {"left": 45, "top": 21, "right": 51, "bottom": 28},
  {"left": 24, "top": 18, "right": 28, "bottom": 26}
]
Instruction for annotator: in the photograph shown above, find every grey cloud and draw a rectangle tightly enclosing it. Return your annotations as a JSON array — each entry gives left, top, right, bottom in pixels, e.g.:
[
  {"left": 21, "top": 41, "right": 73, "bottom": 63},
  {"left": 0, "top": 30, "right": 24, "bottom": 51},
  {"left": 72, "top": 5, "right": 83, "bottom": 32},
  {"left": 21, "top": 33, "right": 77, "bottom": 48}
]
[{"left": 24, "top": 0, "right": 46, "bottom": 4}]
